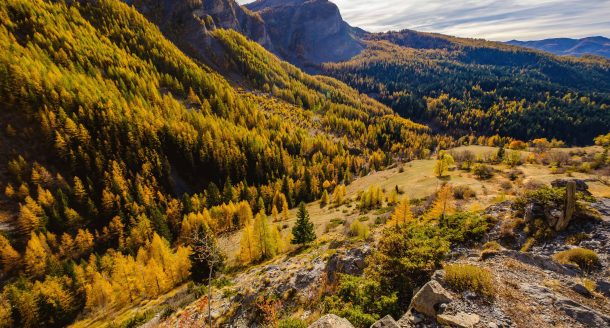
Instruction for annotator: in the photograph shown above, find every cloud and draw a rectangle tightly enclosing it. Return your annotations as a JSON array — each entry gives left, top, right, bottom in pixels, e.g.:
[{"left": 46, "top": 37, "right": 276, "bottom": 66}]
[{"left": 238, "top": 0, "right": 610, "bottom": 41}]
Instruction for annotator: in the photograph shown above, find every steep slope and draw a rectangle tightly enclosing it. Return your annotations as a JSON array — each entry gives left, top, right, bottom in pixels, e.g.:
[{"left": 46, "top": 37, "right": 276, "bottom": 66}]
[
  {"left": 324, "top": 29, "right": 610, "bottom": 144},
  {"left": 507, "top": 36, "right": 610, "bottom": 58},
  {"left": 245, "top": 0, "right": 365, "bottom": 70},
  {"left": 0, "top": 0, "right": 440, "bottom": 326}
]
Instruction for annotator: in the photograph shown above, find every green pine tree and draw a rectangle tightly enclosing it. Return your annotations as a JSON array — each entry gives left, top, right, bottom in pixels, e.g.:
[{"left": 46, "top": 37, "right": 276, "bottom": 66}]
[{"left": 291, "top": 202, "right": 316, "bottom": 247}]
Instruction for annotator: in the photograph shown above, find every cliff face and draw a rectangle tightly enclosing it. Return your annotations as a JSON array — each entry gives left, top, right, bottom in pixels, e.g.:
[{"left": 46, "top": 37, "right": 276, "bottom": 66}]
[
  {"left": 246, "top": 0, "right": 365, "bottom": 69},
  {"left": 125, "top": 0, "right": 272, "bottom": 69},
  {"left": 124, "top": 0, "right": 364, "bottom": 72}
]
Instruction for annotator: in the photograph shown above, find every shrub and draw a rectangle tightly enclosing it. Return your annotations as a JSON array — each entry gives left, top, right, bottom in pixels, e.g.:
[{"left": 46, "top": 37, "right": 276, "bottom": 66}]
[
  {"left": 453, "top": 185, "right": 476, "bottom": 200},
  {"left": 349, "top": 220, "right": 370, "bottom": 240},
  {"left": 483, "top": 241, "right": 501, "bottom": 251},
  {"left": 279, "top": 318, "right": 307, "bottom": 328},
  {"left": 553, "top": 248, "right": 600, "bottom": 272},
  {"left": 444, "top": 264, "right": 494, "bottom": 297},
  {"left": 472, "top": 164, "right": 494, "bottom": 180}
]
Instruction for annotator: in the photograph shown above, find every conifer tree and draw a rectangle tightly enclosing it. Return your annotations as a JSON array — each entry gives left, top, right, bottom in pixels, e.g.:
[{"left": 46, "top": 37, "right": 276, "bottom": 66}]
[
  {"left": 320, "top": 190, "right": 329, "bottom": 207},
  {"left": 291, "top": 202, "right": 315, "bottom": 247},
  {"left": 388, "top": 196, "right": 413, "bottom": 227}
]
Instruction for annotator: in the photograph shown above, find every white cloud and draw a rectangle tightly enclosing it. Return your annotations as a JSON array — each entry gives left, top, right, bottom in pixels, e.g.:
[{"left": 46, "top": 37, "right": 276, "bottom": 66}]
[{"left": 238, "top": 0, "right": 610, "bottom": 41}]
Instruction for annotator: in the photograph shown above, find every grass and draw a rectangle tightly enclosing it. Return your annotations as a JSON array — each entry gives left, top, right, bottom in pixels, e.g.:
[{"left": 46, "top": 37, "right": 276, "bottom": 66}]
[
  {"left": 553, "top": 248, "right": 600, "bottom": 272},
  {"left": 444, "top": 264, "right": 495, "bottom": 298}
]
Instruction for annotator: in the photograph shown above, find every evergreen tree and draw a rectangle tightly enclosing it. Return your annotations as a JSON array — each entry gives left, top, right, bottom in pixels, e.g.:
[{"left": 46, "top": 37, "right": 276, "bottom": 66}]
[{"left": 291, "top": 202, "right": 315, "bottom": 247}]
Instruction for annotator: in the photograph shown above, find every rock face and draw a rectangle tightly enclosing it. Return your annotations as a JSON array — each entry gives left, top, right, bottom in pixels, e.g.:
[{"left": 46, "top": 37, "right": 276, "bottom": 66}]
[
  {"left": 436, "top": 312, "right": 480, "bottom": 328},
  {"left": 370, "top": 315, "right": 400, "bottom": 328},
  {"left": 246, "top": 0, "right": 364, "bottom": 69},
  {"left": 325, "top": 245, "right": 371, "bottom": 283},
  {"left": 410, "top": 280, "right": 453, "bottom": 317},
  {"left": 124, "top": 0, "right": 271, "bottom": 70},
  {"left": 521, "top": 283, "right": 610, "bottom": 327},
  {"left": 308, "top": 314, "right": 355, "bottom": 328}
]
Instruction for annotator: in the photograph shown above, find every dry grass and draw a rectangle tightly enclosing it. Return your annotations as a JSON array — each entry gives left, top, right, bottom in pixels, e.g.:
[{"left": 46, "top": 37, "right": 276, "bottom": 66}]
[
  {"left": 444, "top": 263, "right": 495, "bottom": 297},
  {"left": 553, "top": 248, "right": 601, "bottom": 272}
]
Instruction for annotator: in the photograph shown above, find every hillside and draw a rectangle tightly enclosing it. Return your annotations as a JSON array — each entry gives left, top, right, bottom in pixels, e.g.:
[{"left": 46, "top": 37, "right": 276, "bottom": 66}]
[
  {"left": 507, "top": 37, "right": 610, "bottom": 58},
  {"left": 323, "top": 30, "right": 610, "bottom": 144},
  {"left": 0, "top": 0, "right": 439, "bottom": 326}
]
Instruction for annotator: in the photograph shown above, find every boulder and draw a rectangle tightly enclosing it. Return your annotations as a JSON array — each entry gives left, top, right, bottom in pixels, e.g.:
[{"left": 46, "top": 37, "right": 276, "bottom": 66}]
[
  {"left": 501, "top": 250, "right": 578, "bottom": 276},
  {"left": 410, "top": 280, "right": 453, "bottom": 317},
  {"left": 326, "top": 246, "right": 371, "bottom": 283},
  {"left": 370, "top": 315, "right": 400, "bottom": 328},
  {"left": 309, "top": 314, "right": 354, "bottom": 328},
  {"left": 436, "top": 312, "right": 480, "bottom": 328},
  {"left": 570, "top": 283, "right": 593, "bottom": 297},
  {"left": 596, "top": 280, "right": 610, "bottom": 298}
]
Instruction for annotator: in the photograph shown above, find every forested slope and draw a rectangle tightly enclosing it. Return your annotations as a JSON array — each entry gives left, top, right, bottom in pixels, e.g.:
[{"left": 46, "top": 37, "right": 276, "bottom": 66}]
[
  {"left": 0, "top": 0, "right": 442, "bottom": 326},
  {"left": 324, "top": 30, "right": 610, "bottom": 144}
]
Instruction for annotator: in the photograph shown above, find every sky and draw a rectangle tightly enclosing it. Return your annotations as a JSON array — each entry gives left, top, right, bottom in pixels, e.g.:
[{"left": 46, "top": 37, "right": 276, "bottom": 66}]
[{"left": 238, "top": 0, "right": 610, "bottom": 41}]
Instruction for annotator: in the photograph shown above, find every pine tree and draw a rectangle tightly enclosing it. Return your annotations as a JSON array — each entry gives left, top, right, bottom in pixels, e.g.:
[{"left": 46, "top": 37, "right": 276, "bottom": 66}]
[{"left": 291, "top": 202, "right": 315, "bottom": 247}]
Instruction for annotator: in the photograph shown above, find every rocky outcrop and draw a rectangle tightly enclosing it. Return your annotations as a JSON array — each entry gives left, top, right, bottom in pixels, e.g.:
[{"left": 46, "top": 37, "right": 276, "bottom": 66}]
[
  {"left": 246, "top": 0, "right": 364, "bottom": 70},
  {"left": 436, "top": 312, "right": 480, "bottom": 328},
  {"left": 325, "top": 245, "right": 371, "bottom": 283},
  {"left": 521, "top": 283, "right": 610, "bottom": 327},
  {"left": 551, "top": 178, "right": 591, "bottom": 195},
  {"left": 409, "top": 280, "right": 453, "bottom": 317},
  {"left": 308, "top": 314, "right": 355, "bottom": 328},
  {"left": 370, "top": 315, "right": 400, "bottom": 328}
]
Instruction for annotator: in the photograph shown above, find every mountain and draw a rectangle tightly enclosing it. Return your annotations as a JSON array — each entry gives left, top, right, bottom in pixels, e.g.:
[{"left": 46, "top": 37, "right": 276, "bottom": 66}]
[
  {"left": 0, "top": 0, "right": 439, "bottom": 326},
  {"left": 507, "top": 36, "right": 610, "bottom": 58},
  {"left": 323, "top": 29, "right": 610, "bottom": 144},
  {"left": 245, "top": 0, "right": 365, "bottom": 70},
  {"left": 125, "top": 0, "right": 364, "bottom": 73}
]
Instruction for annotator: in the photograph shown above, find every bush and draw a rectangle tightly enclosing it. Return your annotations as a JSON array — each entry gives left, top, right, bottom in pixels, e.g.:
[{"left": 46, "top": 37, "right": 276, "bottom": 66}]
[
  {"left": 483, "top": 241, "right": 501, "bottom": 251},
  {"left": 349, "top": 220, "right": 370, "bottom": 240},
  {"left": 553, "top": 248, "right": 600, "bottom": 272},
  {"left": 279, "top": 318, "right": 307, "bottom": 328},
  {"left": 444, "top": 264, "right": 494, "bottom": 297},
  {"left": 453, "top": 185, "right": 476, "bottom": 200},
  {"left": 472, "top": 164, "right": 494, "bottom": 180}
]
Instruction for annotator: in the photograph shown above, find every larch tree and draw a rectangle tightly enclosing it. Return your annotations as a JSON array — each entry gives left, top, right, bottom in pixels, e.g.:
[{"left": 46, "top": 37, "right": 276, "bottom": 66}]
[
  {"left": 388, "top": 196, "right": 413, "bottom": 228},
  {"left": 434, "top": 152, "right": 455, "bottom": 178}
]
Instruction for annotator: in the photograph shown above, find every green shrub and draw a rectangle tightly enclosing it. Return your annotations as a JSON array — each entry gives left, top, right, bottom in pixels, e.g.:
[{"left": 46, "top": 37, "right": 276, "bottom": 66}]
[
  {"left": 553, "top": 248, "right": 600, "bottom": 272},
  {"left": 349, "top": 220, "right": 370, "bottom": 240},
  {"left": 444, "top": 264, "right": 494, "bottom": 297},
  {"left": 279, "top": 318, "right": 307, "bottom": 328},
  {"left": 453, "top": 185, "right": 476, "bottom": 200},
  {"left": 472, "top": 164, "right": 494, "bottom": 180}
]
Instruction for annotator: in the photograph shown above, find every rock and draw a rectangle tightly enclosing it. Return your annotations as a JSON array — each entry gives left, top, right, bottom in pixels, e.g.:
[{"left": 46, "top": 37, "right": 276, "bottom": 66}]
[
  {"left": 396, "top": 311, "right": 420, "bottom": 327},
  {"left": 555, "top": 298, "right": 610, "bottom": 327},
  {"left": 430, "top": 270, "right": 445, "bottom": 282},
  {"left": 410, "top": 280, "right": 453, "bottom": 317},
  {"left": 370, "top": 315, "right": 400, "bottom": 328},
  {"left": 521, "top": 283, "right": 610, "bottom": 327},
  {"left": 308, "top": 314, "right": 355, "bottom": 328},
  {"left": 487, "top": 323, "right": 498, "bottom": 328},
  {"left": 555, "top": 180, "right": 576, "bottom": 231},
  {"left": 524, "top": 203, "right": 544, "bottom": 223},
  {"left": 551, "top": 179, "right": 591, "bottom": 195},
  {"left": 570, "top": 283, "right": 593, "bottom": 297},
  {"left": 326, "top": 246, "right": 371, "bottom": 283},
  {"left": 501, "top": 250, "right": 578, "bottom": 276},
  {"left": 596, "top": 280, "right": 610, "bottom": 297},
  {"left": 545, "top": 208, "right": 562, "bottom": 228},
  {"left": 436, "top": 312, "right": 480, "bottom": 328}
]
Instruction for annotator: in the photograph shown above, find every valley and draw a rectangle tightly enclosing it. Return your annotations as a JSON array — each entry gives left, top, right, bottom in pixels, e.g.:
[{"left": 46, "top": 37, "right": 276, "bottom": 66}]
[{"left": 0, "top": 0, "right": 608, "bottom": 327}]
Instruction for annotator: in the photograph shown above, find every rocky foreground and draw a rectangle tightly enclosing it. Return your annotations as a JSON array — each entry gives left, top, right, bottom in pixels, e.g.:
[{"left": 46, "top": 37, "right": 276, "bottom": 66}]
[{"left": 157, "top": 180, "right": 610, "bottom": 327}]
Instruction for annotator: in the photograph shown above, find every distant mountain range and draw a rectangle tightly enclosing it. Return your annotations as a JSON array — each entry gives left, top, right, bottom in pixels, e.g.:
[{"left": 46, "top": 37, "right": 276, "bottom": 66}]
[{"left": 506, "top": 36, "right": 610, "bottom": 58}]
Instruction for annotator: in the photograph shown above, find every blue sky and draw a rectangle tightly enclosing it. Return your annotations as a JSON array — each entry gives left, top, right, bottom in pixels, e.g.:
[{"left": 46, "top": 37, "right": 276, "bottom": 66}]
[{"left": 239, "top": 0, "right": 610, "bottom": 41}]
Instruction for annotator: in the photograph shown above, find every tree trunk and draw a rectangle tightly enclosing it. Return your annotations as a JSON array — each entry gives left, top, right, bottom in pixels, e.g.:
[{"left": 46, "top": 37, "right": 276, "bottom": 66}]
[{"left": 208, "top": 266, "right": 213, "bottom": 328}]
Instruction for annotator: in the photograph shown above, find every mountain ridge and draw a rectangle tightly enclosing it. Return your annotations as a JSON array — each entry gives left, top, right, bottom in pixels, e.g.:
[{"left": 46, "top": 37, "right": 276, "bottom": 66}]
[{"left": 507, "top": 36, "right": 610, "bottom": 58}]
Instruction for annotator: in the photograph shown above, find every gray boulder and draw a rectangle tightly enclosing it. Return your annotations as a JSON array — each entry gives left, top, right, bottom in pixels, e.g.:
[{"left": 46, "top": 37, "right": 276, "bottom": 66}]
[
  {"left": 436, "top": 312, "right": 480, "bottom": 328},
  {"left": 309, "top": 314, "right": 354, "bottom": 328},
  {"left": 370, "top": 315, "right": 400, "bottom": 328},
  {"left": 326, "top": 246, "right": 371, "bottom": 283},
  {"left": 410, "top": 280, "right": 453, "bottom": 317}
]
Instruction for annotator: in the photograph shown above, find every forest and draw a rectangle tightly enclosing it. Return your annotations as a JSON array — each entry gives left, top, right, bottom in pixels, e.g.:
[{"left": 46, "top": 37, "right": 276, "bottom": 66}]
[
  {"left": 323, "top": 30, "right": 610, "bottom": 145},
  {"left": 0, "top": 0, "right": 453, "bottom": 326}
]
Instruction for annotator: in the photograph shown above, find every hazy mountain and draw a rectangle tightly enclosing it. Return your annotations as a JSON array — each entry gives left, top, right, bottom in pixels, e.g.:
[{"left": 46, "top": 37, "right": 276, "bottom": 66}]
[{"left": 507, "top": 36, "right": 610, "bottom": 58}]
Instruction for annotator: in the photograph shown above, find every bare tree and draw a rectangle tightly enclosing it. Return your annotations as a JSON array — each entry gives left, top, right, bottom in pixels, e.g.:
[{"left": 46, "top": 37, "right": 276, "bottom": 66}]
[{"left": 189, "top": 228, "right": 224, "bottom": 328}]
